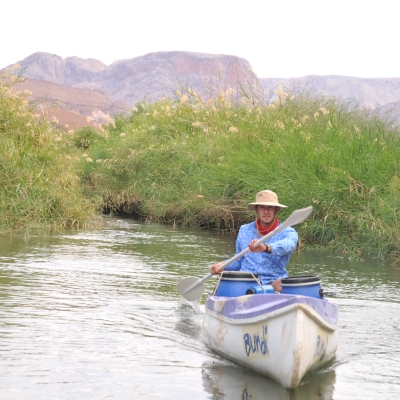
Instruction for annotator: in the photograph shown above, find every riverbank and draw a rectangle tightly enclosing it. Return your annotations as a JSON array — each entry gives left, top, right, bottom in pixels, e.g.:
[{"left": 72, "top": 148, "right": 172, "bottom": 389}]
[
  {"left": 2, "top": 70, "right": 400, "bottom": 261},
  {"left": 78, "top": 86, "right": 400, "bottom": 261}
]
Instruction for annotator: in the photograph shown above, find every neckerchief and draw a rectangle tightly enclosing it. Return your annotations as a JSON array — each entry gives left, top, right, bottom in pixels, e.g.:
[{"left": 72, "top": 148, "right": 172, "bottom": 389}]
[{"left": 256, "top": 217, "right": 279, "bottom": 236}]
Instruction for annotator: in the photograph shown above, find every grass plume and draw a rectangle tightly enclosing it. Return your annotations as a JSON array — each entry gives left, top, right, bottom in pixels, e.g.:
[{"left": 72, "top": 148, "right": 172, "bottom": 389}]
[{"left": 78, "top": 86, "right": 400, "bottom": 261}]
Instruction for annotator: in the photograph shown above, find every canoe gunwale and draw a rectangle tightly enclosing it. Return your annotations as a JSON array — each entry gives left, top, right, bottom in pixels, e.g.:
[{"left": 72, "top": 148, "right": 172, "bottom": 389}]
[
  {"left": 205, "top": 293, "right": 338, "bottom": 331},
  {"left": 205, "top": 300, "right": 338, "bottom": 332}
]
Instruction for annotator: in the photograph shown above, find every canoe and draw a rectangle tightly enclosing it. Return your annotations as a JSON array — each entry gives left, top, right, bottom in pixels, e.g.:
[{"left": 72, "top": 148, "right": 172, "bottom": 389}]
[{"left": 202, "top": 272, "right": 339, "bottom": 389}]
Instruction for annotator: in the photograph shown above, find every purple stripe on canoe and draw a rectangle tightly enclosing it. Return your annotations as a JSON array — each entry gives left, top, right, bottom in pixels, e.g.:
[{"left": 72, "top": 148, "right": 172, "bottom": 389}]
[{"left": 205, "top": 294, "right": 338, "bottom": 326}]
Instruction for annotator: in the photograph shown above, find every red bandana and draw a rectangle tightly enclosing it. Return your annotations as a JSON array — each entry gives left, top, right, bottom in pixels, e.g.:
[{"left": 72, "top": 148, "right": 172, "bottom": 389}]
[{"left": 256, "top": 217, "right": 279, "bottom": 236}]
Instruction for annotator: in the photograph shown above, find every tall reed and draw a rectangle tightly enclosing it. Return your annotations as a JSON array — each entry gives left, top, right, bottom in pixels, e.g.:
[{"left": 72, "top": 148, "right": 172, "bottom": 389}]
[
  {"left": 78, "top": 86, "right": 400, "bottom": 261},
  {"left": 0, "top": 67, "right": 98, "bottom": 233}
]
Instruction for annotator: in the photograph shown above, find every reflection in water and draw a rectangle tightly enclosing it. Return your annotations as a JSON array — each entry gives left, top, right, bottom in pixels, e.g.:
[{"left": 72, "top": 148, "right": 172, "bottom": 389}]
[{"left": 202, "top": 361, "right": 336, "bottom": 400}]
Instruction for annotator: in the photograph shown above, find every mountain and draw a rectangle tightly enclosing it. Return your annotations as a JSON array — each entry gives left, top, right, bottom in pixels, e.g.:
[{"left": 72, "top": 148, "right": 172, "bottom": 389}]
[
  {"left": 260, "top": 75, "right": 400, "bottom": 110},
  {"left": 11, "top": 51, "right": 261, "bottom": 104},
  {"left": 261, "top": 76, "right": 400, "bottom": 125},
  {"left": 5, "top": 51, "right": 262, "bottom": 129},
  {"left": 3, "top": 51, "right": 400, "bottom": 128}
]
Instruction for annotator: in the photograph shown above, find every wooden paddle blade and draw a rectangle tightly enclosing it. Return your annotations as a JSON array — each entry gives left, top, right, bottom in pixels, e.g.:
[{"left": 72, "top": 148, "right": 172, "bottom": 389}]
[{"left": 176, "top": 276, "right": 205, "bottom": 302}]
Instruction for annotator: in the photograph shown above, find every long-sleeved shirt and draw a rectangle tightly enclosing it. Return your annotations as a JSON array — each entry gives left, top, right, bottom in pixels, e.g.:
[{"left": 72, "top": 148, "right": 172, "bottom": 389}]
[{"left": 224, "top": 220, "right": 298, "bottom": 283}]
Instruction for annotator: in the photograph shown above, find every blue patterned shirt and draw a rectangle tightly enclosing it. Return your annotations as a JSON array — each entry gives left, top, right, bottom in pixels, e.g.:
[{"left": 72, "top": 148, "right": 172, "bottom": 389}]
[{"left": 224, "top": 221, "right": 298, "bottom": 283}]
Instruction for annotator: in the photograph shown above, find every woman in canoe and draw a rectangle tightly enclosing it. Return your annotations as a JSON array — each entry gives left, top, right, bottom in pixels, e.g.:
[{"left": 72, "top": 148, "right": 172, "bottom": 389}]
[{"left": 210, "top": 190, "right": 298, "bottom": 292}]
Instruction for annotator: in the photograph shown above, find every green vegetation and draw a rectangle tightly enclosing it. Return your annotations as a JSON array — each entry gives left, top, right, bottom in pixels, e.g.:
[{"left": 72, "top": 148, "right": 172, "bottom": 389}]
[
  {"left": 2, "top": 70, "right": 400, "bottom": 262},
  {"left": 79, "top": 87, "right": 400, "bottom": 261},
  {"left": 0, "top": 68, "right": 98, "bottom": 233}
]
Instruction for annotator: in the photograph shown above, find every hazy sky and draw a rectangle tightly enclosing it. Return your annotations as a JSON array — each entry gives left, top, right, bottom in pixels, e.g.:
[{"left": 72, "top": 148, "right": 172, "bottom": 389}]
[{"left": 2, "top": 0, "right": 399, "bottom": 78}]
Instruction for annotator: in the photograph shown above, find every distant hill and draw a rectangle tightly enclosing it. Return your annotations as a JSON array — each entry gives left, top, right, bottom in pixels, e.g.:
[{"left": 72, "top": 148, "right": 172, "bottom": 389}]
[
  {"left": 3, "top": 51, "right": 400, "bottom": 128},
  {"left": 260, "top": 75, "right": 400, "bottom": 110},
  {"left": 14, "top": 78, "right": 132, "bottom": 130},
  {"left": 376, "top": 101, "right": 400, "bottom": 125}
]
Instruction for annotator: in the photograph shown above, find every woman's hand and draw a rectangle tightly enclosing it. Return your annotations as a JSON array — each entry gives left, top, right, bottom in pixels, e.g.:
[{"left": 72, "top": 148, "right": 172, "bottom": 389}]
[{"left": 210, "top": 261, "right": 225, "bottom": 275}]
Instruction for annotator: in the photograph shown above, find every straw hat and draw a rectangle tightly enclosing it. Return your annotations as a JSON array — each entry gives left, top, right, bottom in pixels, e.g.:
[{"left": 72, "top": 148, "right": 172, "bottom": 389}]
[{"left": 247, "top": 190, "right": 287, "bottom": 211}]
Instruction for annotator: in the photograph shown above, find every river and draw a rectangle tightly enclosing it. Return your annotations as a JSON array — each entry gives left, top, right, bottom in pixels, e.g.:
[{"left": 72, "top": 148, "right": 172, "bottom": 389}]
[{"left": 0, "top": 217, "right": 399, "bottom": 399}]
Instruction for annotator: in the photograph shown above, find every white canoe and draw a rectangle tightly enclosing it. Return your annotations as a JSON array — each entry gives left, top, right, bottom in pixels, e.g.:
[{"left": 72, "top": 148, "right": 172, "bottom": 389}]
[{"left": 202, "top": 293, "right": 339, "bottom": 388}]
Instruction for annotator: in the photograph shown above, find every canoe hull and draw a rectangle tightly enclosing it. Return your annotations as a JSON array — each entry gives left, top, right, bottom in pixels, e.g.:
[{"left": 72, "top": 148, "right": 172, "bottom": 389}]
[{"left": 203, "top": 294, "right": 339, "bottom": 388}]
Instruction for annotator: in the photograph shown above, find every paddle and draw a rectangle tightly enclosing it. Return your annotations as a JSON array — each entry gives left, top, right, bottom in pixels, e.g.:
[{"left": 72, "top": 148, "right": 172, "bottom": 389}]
[{"left": 176, "top": 206, "right": 313, "bottom": 301}]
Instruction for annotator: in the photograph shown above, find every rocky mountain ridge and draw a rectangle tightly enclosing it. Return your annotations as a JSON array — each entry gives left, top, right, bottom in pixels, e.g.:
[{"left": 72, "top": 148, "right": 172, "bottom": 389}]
[
  {"left": 11, "top": 51, "right": 261, "bottom": 104},
  {"left": 4, "top": 51, "right": 400, "bottom": 129}
]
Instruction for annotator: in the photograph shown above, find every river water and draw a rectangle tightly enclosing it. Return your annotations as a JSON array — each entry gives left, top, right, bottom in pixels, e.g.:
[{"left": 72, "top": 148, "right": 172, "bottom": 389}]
[{"left": 0, "top": 217, "right": 399, "bottom": 399}]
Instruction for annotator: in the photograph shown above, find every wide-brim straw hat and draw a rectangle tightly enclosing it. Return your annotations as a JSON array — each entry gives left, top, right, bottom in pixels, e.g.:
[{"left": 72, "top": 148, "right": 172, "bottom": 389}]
[{"left": 247, "top": 190, "right": 287, "bottom": 211}]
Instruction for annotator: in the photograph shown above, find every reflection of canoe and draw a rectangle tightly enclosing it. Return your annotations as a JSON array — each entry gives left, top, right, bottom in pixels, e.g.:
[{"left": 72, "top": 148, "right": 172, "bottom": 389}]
[
  {"left": 201, "top": 361, "right": 336, "bottom": 400},
  {"left": 202, "top": 275, "right": 339, "bottom": 389}
]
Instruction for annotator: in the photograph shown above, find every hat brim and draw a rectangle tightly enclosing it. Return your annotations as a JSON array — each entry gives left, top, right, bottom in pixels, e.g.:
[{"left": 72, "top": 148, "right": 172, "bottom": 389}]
[{"left": 247, "top": 202, "right": 287, "bottom": 211}]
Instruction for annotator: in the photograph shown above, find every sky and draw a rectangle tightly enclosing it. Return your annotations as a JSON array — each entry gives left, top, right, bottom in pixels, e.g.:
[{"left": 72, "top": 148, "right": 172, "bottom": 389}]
[{"left": 2, "top": 0, "right": 399, "bottom": 79}]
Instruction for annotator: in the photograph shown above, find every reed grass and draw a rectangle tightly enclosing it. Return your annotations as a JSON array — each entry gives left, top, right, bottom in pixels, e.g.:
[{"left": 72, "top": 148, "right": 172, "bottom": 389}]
[
  {"left": 0, "top": 68, "right": 98, "bottom": 233},
  {"left": 78, "top": 86, "right": 400, "bottom": 261}
]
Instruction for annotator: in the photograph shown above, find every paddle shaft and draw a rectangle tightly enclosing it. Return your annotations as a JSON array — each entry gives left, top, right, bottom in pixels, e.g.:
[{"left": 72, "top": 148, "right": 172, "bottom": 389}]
[
  {"left": 193, "top": 224, "right": 288, "bottom": 284},
  {"left": 181, "top": 206, "right": 313, "bottom": 295}
]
